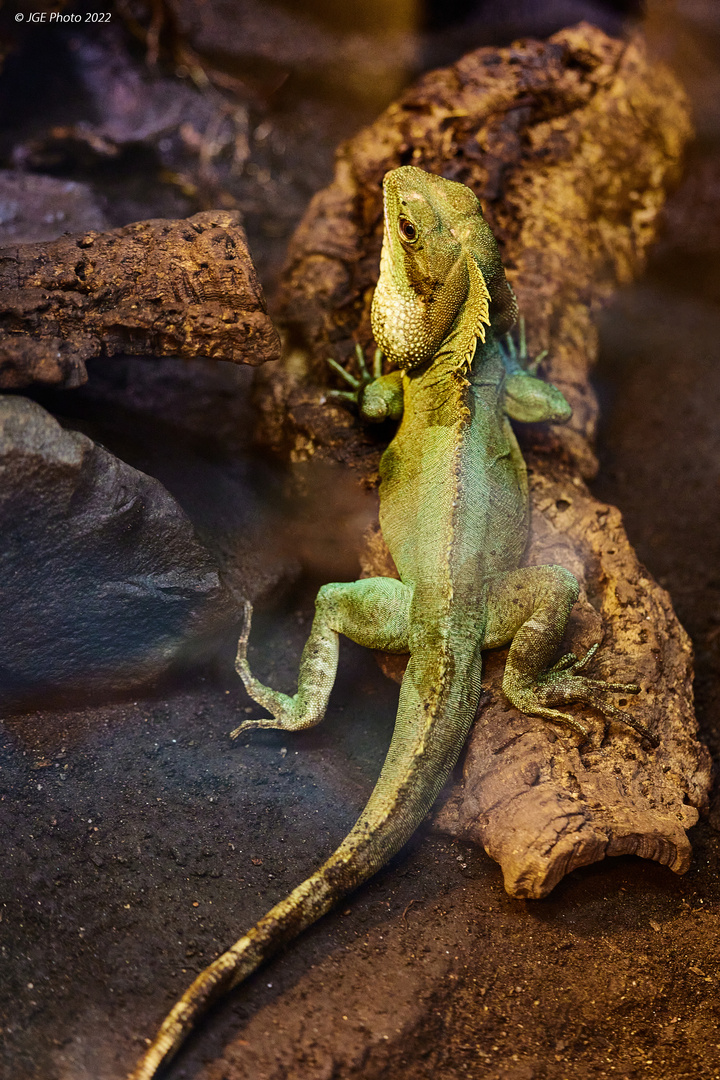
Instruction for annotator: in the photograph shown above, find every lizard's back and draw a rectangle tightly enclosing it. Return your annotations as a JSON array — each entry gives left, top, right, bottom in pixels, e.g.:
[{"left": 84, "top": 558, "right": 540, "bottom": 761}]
[{"left": 379, "top": 338, "right": 529, "bottom": 625}]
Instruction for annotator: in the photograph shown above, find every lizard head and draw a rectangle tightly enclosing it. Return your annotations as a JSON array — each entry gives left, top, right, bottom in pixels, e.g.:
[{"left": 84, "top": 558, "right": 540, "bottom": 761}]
[{"left": 371, "top": 166, "right": 518, "bottom": 371}]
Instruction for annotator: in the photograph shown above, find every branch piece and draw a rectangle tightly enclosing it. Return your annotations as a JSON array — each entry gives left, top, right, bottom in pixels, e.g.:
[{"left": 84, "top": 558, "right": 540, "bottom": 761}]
[{"left": 0, "top": 209, "right": 280, "bottom": 389}]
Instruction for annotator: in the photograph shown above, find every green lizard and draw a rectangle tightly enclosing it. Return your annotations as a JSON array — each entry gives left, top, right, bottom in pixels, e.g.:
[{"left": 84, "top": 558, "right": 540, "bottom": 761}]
[{"left": 129, "top": 165, "right": 655, "bottom": 1080}]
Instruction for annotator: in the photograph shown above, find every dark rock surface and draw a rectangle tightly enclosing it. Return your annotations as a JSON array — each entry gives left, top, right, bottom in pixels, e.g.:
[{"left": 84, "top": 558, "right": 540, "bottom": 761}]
[
  {"left": 26, "top": 360, "right": 370, "bottom": 616},
  {"left": 0, "top": 169, "right": 108, "bottom": 245},
  {"left": 0, "top": 395, "right": 238, "bottom": 705}
]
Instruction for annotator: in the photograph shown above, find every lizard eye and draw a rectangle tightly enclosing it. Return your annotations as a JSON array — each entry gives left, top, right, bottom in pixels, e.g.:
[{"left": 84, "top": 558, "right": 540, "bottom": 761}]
[{"left": 398, "top": 217, "right": 418, "bottom": 243}]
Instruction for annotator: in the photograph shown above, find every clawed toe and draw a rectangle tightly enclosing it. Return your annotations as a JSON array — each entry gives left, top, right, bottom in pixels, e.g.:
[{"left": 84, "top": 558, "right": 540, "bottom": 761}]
[
  {"left": 576, "top": 676, "right": 640, "bottom": 696},
  {"left": 533, "top": 703, "right": 591, "bottom": 742},
  {"left": 230, "top": 714, "right": 289, "bottom": 739},
  {"left": 596, "top": 700, "right": 659, "bottom": 747},
  {"left": 553, "top": 682, "right": 657, "bottom": 747},
  {"left": 549, "top": 712, "right": 590, "bottom": 743},
  {"left": 569, "top": 642, "right": 599, "bottom": 673},
  {"left": 548, "top": 651, "right": 578, "bottom": 673},
  {"left": 598, "top": 681, "right": 640, "bottom": 695},
  {"left": 230, "top": 717, "right": 276, "bottom": 739}
]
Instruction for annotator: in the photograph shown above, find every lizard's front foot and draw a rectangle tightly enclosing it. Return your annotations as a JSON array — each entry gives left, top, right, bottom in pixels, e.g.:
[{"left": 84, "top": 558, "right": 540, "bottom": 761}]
[
  {"left": 507, "top": 644, "right": 657, "bottom": 747},
  {"left": 324, "top": 344, "right": 406, "bottom": 423},
  {"left": 500, "top": 315, "right": 548, "bottom": 375},
  {"left": 325, "top": 344, "right": 383, "bottom": 409}
]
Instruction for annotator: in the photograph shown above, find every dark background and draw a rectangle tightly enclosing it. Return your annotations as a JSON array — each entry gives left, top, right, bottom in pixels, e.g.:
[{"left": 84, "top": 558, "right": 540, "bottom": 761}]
[{"left": 1, "top": 2, "right": 719, "bottom": 1078}]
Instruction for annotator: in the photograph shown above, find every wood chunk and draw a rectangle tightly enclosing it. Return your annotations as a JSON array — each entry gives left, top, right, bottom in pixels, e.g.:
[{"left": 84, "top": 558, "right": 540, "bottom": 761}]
[
  {"left": 438, "top": 470, "right": 711, "bottom": 898},
  {"left": 268, "top": 24, "right": 711, "bottom": 896},
  {"left": 0, "top": 210, "right": 280, "bottom": 390}
]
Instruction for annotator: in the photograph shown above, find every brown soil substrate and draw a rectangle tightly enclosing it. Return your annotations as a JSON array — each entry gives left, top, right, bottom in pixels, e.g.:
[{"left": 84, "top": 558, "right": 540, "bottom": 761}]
[{"left": 2, "top": 608, "right": 719, "bottom": 1080}]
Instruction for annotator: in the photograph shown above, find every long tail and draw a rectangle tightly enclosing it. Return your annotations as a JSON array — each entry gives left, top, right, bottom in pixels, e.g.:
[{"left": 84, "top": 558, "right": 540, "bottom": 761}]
[{"left": 128, "top": 648, "right": 481, "bottom": 1080}]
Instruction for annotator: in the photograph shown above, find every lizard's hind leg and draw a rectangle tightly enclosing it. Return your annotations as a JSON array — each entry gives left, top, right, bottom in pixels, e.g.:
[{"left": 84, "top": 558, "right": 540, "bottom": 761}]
[
  {"left": 233, "top": 577, "right": 411, "bottom": 739},
  {"left": 485, "top": 565, "right": 655, "bottom": 745}
]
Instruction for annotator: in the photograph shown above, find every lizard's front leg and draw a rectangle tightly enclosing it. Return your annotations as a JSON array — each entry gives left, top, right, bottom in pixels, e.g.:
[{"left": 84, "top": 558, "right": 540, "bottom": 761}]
[
  {"left": 233, "top": 576, "right": 411, "bottom": 738},
  {"left": 325, "top": 344, "right": 404, "bottom": 423},
  {"left": 484, "top": 565, "right": 657, "bottom": 745}
]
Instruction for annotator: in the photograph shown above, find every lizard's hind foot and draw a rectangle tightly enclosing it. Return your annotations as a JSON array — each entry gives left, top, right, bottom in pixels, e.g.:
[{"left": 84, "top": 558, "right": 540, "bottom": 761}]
[
  {"left": 232, "top": 600, "right": 308, "bottom": 739},
  {"left": 515, "top": 645, "right": 657, "bottom": 747},
  {"left": 490, "top": 565, "right": 655, "bottom": 746}
]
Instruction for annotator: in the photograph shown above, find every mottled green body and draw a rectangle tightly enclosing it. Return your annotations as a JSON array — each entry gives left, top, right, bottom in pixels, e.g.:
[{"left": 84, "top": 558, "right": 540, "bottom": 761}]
[
  {"left": 373, "top": 341, "right": 529, "bottom": 818},
  {"left": 382, "top": 343, "right": 528, "bottom": 599},
  {"left": 130, "top": 167, "right": 653, "bottom": 1080}
]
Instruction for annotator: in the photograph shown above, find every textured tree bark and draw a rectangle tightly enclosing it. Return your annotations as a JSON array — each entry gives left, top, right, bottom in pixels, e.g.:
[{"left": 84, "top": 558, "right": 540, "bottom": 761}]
[
  {"left": 258, "top": 24, "right": 712, "bottom": 897},
  {"left": 0, "top": 209, "right": 280, "bottom": 390}
]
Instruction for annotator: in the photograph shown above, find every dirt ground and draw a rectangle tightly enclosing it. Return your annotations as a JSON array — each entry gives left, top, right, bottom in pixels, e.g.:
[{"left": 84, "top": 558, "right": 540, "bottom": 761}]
[{"left": 2, "top": 3, "right": 720, "bottom": 1080}]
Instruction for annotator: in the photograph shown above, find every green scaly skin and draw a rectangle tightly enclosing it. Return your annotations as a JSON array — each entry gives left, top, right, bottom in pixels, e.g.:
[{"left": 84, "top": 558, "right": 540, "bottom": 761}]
[{"left": 129, "top": 166, "right": 656, "bottom": 1080}]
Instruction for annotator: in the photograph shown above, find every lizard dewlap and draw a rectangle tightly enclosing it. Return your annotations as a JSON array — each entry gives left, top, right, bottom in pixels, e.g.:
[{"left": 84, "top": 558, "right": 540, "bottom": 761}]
[
  {"left": 371, "top": 165, "right": 518, "bottom": 372},
  {"left": 129, "top": 167, "right": 655, "bottom": 1080}
]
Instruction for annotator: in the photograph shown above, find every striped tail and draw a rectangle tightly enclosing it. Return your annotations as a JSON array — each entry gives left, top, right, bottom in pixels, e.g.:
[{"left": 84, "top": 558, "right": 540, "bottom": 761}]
[{"left": 128, "top": 648, "right": 481, "bottom": 1079}]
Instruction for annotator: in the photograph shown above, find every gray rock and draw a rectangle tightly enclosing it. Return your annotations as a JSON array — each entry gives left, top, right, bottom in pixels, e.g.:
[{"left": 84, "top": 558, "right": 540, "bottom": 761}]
[
  {"left": 0, "top": 171, "right": 107, "bottom": 246},
  {"left": 0, "top": 396, "right": 238, "bottom": 704}
]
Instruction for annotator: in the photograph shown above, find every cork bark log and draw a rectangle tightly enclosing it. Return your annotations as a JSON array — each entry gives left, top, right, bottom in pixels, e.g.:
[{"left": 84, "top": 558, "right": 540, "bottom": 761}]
[
  {"left": 0, "top": 209, "right": 280, "bottom": 390},
  {"left": 261, "top": 23, "right": 712, "bottom": 897}
]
